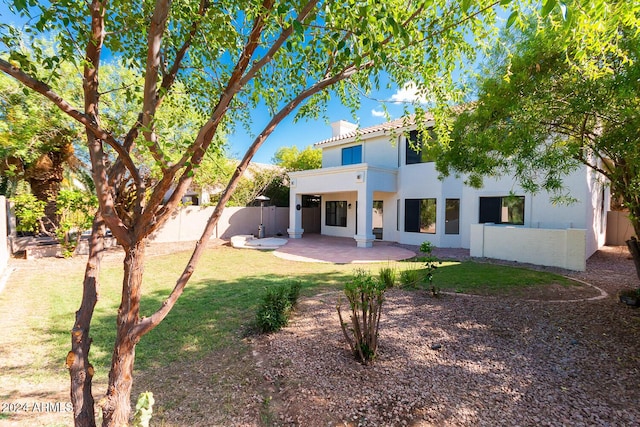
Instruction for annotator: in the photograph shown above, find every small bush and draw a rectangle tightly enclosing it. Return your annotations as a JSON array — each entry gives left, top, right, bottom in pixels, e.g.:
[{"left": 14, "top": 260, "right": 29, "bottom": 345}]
[
  {"left": 399, "top": 267, "right": 423, "bottom": 288},
  {"left": 420, "top": 241, "right": 442, "bottom": 297},
  {"left": 337, "top": 268, "right": 388, "bottom": 364},
  {"left": 256, "top": 281, "right": 301, "bottom": 333},
  {"left": 378, "top": 266, "right": 397, "bottom": 288}
]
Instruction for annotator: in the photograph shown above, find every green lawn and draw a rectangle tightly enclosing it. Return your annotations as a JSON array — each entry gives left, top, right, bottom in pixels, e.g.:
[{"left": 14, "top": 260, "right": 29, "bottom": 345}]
[{"left": 0, "top": 245, "right": 573, "bottom": 388}]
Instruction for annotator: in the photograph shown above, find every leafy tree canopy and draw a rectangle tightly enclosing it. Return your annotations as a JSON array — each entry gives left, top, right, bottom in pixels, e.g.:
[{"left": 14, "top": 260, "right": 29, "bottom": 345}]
[
  {"left": 273, "top": 145, "right": 321, "bottom": 171},
  {"left": 439, "top": 20, "right": 640, "bottom": 279}
]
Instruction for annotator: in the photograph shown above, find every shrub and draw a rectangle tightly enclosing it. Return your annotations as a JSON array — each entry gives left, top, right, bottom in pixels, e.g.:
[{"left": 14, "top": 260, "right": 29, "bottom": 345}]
[
  {"left": 12, "top": 191, "right": 46, "bottom": 234},
  {"left": 399, "top": 267, "right": 423, "bottom": 289},
  {"left": 378, "top": 266, "right": 397, "bottom": 288},
  {"left": 256, "top": 281, "right": 301, "bottom": 333},
  {"left": 55, "top": 189, "right": 98, "bottom": 257},
  {"left": 337, "top": 268, "right": 388, "bottom": 364},
  {"left": 420, "top": 241, "right": 442, "bottom": 297}
]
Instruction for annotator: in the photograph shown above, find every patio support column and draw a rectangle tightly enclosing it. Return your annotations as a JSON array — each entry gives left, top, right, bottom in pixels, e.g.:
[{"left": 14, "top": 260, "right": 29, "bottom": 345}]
[
  {"left": 354, "top": 187, "right": 375, "bottom": 248},
  {"left": 288, "top": 192, "right": 304, "bottom": 239}
]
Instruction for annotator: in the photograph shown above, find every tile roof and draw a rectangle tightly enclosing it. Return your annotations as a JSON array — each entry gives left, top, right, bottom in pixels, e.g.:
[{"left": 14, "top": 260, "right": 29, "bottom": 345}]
[{"left": 314, "top": 114, "right": 432, "bottom": 146}]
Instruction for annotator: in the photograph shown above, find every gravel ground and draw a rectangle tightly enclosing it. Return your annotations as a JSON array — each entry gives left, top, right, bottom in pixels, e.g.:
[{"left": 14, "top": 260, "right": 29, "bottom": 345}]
[{"left": 252, "top": 246, "right": 640, "bottom": 426}]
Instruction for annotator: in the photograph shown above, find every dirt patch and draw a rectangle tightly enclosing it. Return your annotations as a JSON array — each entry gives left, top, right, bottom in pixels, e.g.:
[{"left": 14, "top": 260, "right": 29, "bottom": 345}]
[{"left": 252, "top": 287, "right": 640, "bottom": 426}]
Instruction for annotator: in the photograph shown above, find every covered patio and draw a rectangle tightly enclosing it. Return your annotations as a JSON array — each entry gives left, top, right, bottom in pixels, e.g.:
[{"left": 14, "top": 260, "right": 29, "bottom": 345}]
[{"left": 273, "top": 234, "right": 415, "bottom": 263}]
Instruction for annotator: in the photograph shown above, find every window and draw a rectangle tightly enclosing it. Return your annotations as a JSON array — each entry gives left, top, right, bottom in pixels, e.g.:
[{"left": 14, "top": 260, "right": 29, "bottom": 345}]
[
  {"left": 405, "top": 130, "right": 436, "bottom": 164},
  {"left": 341, "top": 145, "right": 362, "bottom": 165},
  {"left": 479, "top": 196, "right": 525, "bottom": 225},
  {"left": 445, "top": 199, "right": 460, "bottom": 234},
  {"left": 405, "top": 198, "right": 437, "bottom": 234},
  {"left": 326, "top": 201, "right": 348, "bottom": 227}
]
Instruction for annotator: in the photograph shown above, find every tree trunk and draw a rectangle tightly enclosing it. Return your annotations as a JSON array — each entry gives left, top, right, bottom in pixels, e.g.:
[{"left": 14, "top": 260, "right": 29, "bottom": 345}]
[
  {"left": 100, "top": 241, "right": 146, "bottom": 427},
  {"left": 68, "top": 215, "right": 105, "bottom": 427}
]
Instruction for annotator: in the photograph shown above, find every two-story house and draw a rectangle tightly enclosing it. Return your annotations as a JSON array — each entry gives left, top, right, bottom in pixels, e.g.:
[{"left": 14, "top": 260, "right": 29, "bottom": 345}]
[{"left": 287, "top": 116, "right": 608, "bottom": 270}]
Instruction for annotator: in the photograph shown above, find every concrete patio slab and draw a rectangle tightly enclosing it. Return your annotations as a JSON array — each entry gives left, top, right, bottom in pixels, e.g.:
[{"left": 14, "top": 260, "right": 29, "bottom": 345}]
[{"left": 273, "top": 234, "right": 416, "bottom": 264}]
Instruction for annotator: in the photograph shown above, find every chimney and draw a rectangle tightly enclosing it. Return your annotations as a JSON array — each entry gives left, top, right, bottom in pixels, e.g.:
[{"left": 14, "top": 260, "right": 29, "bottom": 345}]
[{"left": 330, "top": 120, "right": 358, "bottom": 138}]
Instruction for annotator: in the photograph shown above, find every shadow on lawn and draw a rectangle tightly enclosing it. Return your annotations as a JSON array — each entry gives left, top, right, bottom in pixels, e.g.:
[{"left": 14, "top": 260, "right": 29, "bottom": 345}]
[{"left": 45, "top": 270, "right": 352, "bottom": 373}]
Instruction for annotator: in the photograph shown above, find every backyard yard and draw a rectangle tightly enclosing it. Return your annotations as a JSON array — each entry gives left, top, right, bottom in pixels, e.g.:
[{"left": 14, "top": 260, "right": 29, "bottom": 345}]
[{"left": 0, "top": 241, "right": 638, "bottom": 426}]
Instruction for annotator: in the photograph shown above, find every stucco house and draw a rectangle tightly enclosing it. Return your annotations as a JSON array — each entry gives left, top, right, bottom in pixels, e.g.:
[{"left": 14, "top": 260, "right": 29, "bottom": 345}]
[{"left": 287, "top": 116, "right": 609, "bottom": 271}]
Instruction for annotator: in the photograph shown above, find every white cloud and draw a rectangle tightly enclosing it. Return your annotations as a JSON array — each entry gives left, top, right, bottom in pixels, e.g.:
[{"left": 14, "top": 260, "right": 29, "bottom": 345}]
[
  {"left": 371, "top": 109, "right": 386, "bottom": 118},
  {"left": 390, "top": 82, "right": 429, "bottom": 104}
]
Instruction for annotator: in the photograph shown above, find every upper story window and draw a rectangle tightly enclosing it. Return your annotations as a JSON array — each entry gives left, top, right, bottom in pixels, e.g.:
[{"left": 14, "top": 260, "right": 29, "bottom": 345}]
[
  {"left": 479, "top": 196, "right": 525, "bottom": 225},
  {"left": 341, "top": 145, "right": 362, "bottom": 165},
  {"left": 405, "top": 130, "right": 436, "bottom": 164}
]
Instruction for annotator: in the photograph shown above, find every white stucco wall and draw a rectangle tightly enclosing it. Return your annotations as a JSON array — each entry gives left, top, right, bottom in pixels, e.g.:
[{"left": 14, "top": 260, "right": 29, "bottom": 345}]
[
  {"left": 320, "top": 191, "right": 358, "bottom": 238},
  {"left": 470, "top": 223, "right": 587, "bottom": 271},
  {"left": 321, "top": 134, "right": 398, "bottom": 168}
]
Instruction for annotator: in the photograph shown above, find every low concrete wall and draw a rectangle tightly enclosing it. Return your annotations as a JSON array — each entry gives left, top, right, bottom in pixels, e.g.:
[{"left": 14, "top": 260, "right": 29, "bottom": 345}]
[
  {"left": 470, "top": 224, "right": 587, "bottom": 271},
  {"left": 606, "top": 211, "right": 635, "bottom": 245},
  {"left": 0, "top": 197, "right": 8, "bottom": 276},
  {"left": 150, "top": 206, "right": 290, "bottom": 243}
]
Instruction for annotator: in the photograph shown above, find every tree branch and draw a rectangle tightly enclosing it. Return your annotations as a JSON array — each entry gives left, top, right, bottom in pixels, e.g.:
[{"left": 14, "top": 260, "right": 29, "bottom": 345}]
[
  {"left": 83, "top": 0, "right": 133, "bottom": 246},
  {"left": 141, "top": 0, "right": 172, "bottom": 167},
  {"left": 132, "top": 60, "right": 368, "bottom": 338}
]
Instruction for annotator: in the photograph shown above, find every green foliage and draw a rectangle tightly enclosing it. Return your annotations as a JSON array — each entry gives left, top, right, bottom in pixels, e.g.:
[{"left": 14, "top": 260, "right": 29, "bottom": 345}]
[
  {"left": 12, "top": 188, "right": 45, "bottom": 233},
  {"left": 399, "top": 267, "right": 423, "bottom": 289},
  {"left": 420, "top": 241, "right": 442, "bottom": 297},
  {"left": 208, "top": 160, "right": 286, "bottom": 207},
  {"left": 272, "top": 145, "right": 321, "bottom": 171},
  {"left": 132, "top": 391, "right": 154, "bottom": 427},
  {"left": 256, "top": 281, "right": 302, "bottom": 333},
  {"left": 337, "top": 268, "right": 389, "bottom": 364},
  {"left": 441, "top": 21, "right": 640, "bottom": 243},
  {"left": 55, "top": 188, "right": 98, "bottom": 257},
  {"left": 378, "top": 266, "right": 397, "bottom": 289}
]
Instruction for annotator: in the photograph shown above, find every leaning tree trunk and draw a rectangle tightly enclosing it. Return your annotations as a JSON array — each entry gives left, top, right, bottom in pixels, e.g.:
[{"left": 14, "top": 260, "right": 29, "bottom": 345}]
[
  {"left": 100, "top": 241, "right": 146, "bottom": 427},
  {"left": 68, "top": 214, "right": 105, "bottom": 427}
]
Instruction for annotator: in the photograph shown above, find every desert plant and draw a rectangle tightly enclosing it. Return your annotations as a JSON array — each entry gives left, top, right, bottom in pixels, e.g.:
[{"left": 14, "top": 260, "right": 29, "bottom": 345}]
[
  {"left": 256, "top": 282, "right": 301, "bottom": 333},
  {"left": 420, "top": 241, "right": 442, "bottom": 297},
  {"left": 337, "top": 268, "right": 388, "bottom": 364}
]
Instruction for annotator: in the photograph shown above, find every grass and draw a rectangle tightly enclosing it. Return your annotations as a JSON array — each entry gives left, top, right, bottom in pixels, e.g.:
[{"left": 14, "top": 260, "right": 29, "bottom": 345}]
[
  {"left": 0, "top": 245, "right": 574, "bottom": 390},
  {"left": 410, "top": 260, "right": 574, "bottom": 295}
]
